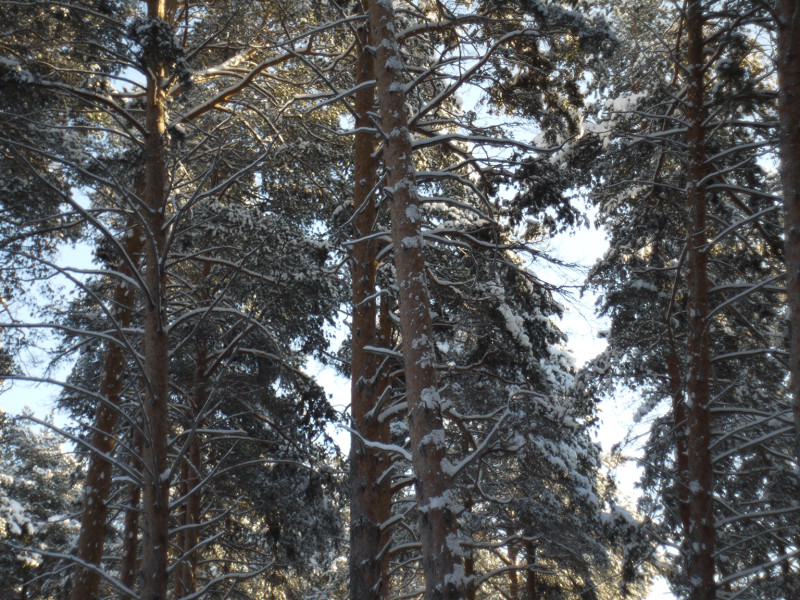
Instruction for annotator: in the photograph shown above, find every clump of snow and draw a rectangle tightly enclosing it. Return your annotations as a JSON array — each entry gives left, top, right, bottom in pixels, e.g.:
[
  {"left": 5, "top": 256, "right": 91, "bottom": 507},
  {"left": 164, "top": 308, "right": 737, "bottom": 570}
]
[
  {"left": 419, "top": 386, "right": 440, "bottom": 410},
  {"left": 497, "top": 303, "right": 532, "bottom": 351},
  {"left": 420, "top": 429, "right": 445, "bottom": 447}
]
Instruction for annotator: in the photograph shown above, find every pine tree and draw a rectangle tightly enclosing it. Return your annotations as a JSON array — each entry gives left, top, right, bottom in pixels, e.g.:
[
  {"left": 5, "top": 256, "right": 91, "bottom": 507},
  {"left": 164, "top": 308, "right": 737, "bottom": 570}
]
[
  {"left": 0, "top": 411, "right": 81, "bottom": 600},
  {"left": 776, "top": 0, "right": 800, "bottom": 473},
  {"left": 584, "top": 0, "right": 797, "bottom": 597}
]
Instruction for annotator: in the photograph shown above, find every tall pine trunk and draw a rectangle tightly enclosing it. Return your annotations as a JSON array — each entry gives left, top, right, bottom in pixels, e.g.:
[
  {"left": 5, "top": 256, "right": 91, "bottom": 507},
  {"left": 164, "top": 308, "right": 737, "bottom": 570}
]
[
  {"left": 350, "top": 20, "right": 393, "bottom": 600},
  {"left": 684, "top": 2, "right": 716, "bottom": 598},
  {"left": 776, "top": 0, "right": 800, "bottom": 470},
  {"left": 141, "top": 1, "right": 171, "bottom": 598},
  {"left": 71, "top": 218, "right": 143, "bottom": 600},
  {"left": 367, "top": 0, "right": 464, "bottom": 597}
]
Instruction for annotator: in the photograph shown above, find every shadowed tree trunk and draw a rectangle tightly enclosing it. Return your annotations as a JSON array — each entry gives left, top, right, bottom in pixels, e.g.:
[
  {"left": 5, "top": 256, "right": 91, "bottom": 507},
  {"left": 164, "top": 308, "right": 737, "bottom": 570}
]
[
  {"left": 367, "top": 0, "right": 465, "bottom": 597},
  {"left": 120, "top": 428, "right": 142, "bottom": 599},
  {"left": 173, "top": 270, "right": 211, "bottom": 597},
  {"left": 172, "top": 367, "right": 205, "bottom": 597},
  {"left": 684, "top": 2, "right": 715, "bottom": 597},
  {"left": 70, "top": 217, "right": 143, "bottom": 600},
  {"left": 508, "top": 547, "right": 520, "bottom": 599},
  {"left": 776, "top": 0, "right": 800, "bottom": 470},
  {"left": 350, "top": 17, "right": 393, "bottom": 599},
  {"left": 524, "top": 542, "right": 537, "bottom": 600},
  {"left": 667, "top": 340, "right": 692, "bottom": 537}
]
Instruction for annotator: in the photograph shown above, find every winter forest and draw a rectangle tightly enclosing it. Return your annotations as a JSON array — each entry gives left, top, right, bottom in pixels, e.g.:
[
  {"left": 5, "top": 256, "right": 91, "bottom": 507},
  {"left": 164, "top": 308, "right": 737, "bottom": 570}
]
[{"left": 0, "top": 0, "right": 798, "bottom": 599}]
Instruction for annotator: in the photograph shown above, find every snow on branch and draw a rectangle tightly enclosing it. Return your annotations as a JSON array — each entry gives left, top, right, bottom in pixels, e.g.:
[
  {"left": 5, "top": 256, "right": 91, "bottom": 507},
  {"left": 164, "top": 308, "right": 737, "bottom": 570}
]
[{"left": 345, "top": 425, "right": 412, "bottom": 462}]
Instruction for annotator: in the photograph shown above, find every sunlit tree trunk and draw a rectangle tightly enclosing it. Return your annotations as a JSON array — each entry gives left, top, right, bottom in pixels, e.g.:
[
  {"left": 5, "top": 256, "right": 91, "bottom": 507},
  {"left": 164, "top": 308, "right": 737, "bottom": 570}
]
[
  {"left": 776, "top": 0, "right": 800, "bottom": 470},
  {"left": 141, "top": 1, "right": 171, "bottom": 598},
  {"left": 367, "top": 0, "right": 464, "bottom": 597},
  {"left": 350, "top": 18, "right": 393, "bottom": 600},
  {"left": 71, "top": 218, "right": 143, "bottom": 600},
  {"left": 684, "top": 2, "right": 715, "bottom": 597}
]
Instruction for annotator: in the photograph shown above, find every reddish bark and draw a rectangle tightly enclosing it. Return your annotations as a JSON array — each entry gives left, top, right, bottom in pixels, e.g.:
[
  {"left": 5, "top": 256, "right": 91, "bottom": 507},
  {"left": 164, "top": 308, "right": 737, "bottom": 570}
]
[
  {"left": 684, "top": 2, "right": 716, "bottom": 598},
  {"left": 70, "top": 220, "right": 143, "bottom": 600},
  {"left": 776, "top": 0, "right": 800, "bottom": 469},
  {"left": 349, "top": 21, "right": 393, "bottom": 600},
  {"left": 140, "top": 2, "right": 171, "bottom": 599},
  {"left": 367, "top": 0, "right": 464, "bottom": 597}
]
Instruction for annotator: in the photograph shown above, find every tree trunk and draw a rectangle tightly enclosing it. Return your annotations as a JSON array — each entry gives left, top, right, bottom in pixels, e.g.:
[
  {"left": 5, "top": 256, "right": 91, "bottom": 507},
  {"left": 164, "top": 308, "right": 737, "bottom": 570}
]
[
  {"left": 524, "top": 542, "right": 537, "bottom": 600},
  {"left": 684, "top": 2, "right": 715, "bottom": 598},
  {"left": 140, "top": 2, "right": 172, "bottom": 599},
  {"left": 367, "top": 1, "right": 464, "bottom": 598},
  {"left": 174, "top": 332, "right": 208, "bottom": 597},
  {"left": 70, "top": 219, "right": 143, "bottom": 600},
  {"left": 120, "top": 429, "right": 142, "bottom": 599},
  {"left": 464, "top": 551, "right": 476, "bottom": 600},
  {"left": 349, "top": 20, "right": 393, "bottom": 600},
  {"left": 666, "top": 342, "right": 691, "bottom": 537},
  {"left": 508, "top": 547, "right": 519, "bottom": 600},
  {"left": 776, "top": 0, "right": 800, "bottom": 471}
]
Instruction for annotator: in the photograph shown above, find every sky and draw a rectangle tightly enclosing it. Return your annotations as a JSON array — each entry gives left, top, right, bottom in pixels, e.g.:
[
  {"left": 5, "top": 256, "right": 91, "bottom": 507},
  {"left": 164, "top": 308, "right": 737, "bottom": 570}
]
[
  {"left": 0, "top": 241, "right": 91, "bottom": 425},
  {"left": 530, "top": 218, "right": 675, "bottom": 600}
]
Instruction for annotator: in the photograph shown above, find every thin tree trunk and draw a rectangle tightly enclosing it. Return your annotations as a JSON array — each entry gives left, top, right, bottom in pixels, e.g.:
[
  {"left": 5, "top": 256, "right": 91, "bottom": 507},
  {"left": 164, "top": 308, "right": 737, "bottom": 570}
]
[
  {"left": 666, "top": 341, "right": 691, "bottom": 537},
  {"left": 684, "top": 2, "right": 715, "bottom": 598},
  {"left": 524, "top": 542, "right": 537, "bottom": 600},
  {"left": 350, "top": 19, "right": 393, "bottom": 600},
  {"left": 367, "top": 1, "right": 464, "bottom": 597},
  {"left": 463, "top": 551, "right": 476, "bottom": 600},
  {"left": 120, "top": 428, "right": 142, "bottom": 598},
  {"left": 141, "top": 2, "right": 171, "bottom": 598},
  {"left": 174, "top": 334, "right": 208, "bottom": 597},
  {"left": 70, "top": 219, "right": 143, "bottom": 600},
  {"left": 776, "top": 0, "right": 800, "bottom": 470},
  {"left": 508, "top": 547, "right": 519, "bottom": 600}
]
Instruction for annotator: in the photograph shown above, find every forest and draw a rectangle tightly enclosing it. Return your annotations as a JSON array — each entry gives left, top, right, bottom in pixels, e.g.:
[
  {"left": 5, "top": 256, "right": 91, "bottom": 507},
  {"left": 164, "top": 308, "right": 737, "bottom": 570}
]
[{"left": 0, "top": 0, "right": 797, "bottom": 599}]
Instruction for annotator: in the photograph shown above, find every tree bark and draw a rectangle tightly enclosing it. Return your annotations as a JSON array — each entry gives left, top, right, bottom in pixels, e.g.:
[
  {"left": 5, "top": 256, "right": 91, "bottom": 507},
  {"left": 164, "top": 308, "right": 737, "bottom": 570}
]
[
  {"left": 70, "top": 219, "right": 143, "bottom": 600},
  {"left": 120, "top": 429, "right": 142, "bottom": 599},
  {"left": 464, "top": 551, "right": 476, "bottom": 600},
  {"left": 666, "top": 342, "right": 691, "bottom": 537},
  {"left": 174, "top": 322, "right": 208, "bottom": 597},
  {"left": 140, "top": 2, "right": 171, "bottom": 599},
  {"left": 367, "top": 0, "right": 465, "bottom": 597},
  {"left": 349, "top": 20, "right": 393, "bottom": 600},
  {"left": 776, "top": 0, "right": 800, "bottom": 471},
  {"left": 507, "top": 547, "right": 519, "bottom": 600},
  {"left": 684, "top": 2, "right": 715, "bottom": 598},
  {"left": 524, "top": 542, "right": 537, "bottom": 600}
]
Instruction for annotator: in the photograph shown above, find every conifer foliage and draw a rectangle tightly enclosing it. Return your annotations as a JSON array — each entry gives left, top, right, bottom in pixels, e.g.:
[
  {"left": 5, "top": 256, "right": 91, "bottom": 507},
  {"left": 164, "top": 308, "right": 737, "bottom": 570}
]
[{"left": 0, "top": 0, "right": 798, "bottom": 599}]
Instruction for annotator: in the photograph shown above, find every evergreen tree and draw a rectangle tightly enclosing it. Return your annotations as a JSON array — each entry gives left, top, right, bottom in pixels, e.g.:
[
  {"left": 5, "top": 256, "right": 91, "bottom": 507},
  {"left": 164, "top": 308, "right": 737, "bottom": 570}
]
[
  {"left": 583, "top": 0, "right": 797, "bottom": 597},
  {"left": 0, "top": 411, "right": 81, "bottom": 600}
]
